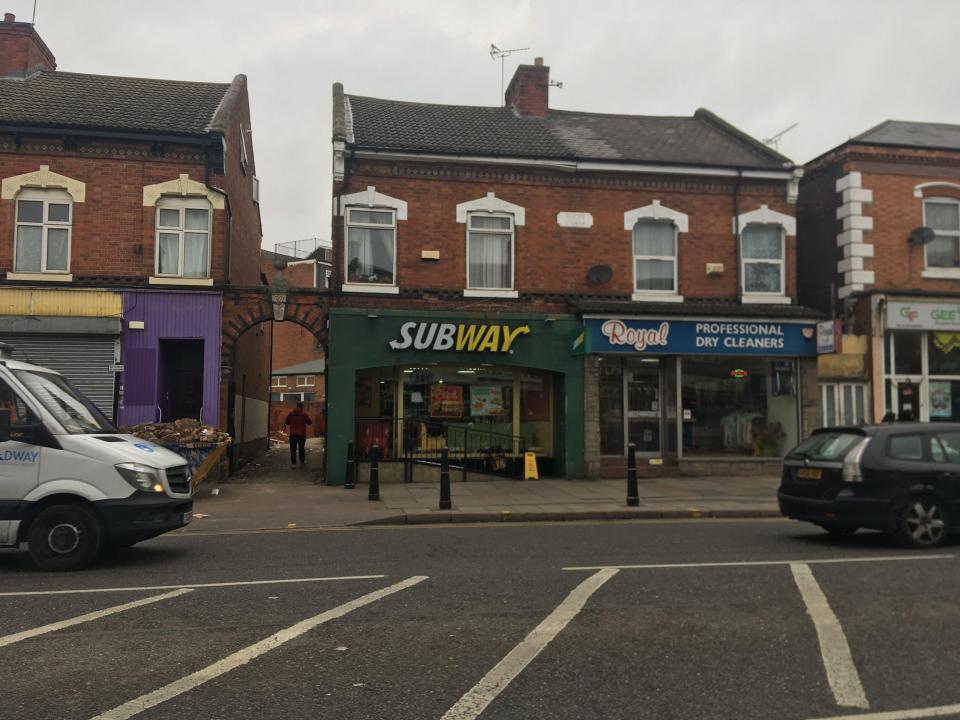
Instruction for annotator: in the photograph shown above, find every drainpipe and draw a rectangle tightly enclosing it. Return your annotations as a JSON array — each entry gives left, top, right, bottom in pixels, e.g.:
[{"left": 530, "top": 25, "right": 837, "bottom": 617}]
[{"left": 733, "top": 169, "right": 743, "bottom": 302}]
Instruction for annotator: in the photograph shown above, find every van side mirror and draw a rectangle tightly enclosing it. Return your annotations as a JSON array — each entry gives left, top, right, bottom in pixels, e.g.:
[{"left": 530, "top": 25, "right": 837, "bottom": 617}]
[{"left": 0, "top": 408, "right": 10, "bottom": 443}]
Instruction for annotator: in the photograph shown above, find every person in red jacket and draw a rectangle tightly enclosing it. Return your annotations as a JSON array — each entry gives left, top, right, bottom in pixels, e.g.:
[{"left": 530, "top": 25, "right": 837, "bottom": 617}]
[{"left": 285, "top": 402, "right": 312, "bottom": 467}]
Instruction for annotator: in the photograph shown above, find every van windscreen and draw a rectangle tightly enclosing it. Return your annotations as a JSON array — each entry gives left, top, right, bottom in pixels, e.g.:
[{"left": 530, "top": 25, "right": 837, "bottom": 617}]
[{"left": 13, "top": 369, "right": 115, "bottom": 434}]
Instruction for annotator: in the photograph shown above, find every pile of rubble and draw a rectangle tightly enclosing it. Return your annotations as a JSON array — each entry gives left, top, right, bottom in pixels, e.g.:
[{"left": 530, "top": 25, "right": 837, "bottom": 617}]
[{"left": 122, "top": 418, "right": 231, "bottom": 445}]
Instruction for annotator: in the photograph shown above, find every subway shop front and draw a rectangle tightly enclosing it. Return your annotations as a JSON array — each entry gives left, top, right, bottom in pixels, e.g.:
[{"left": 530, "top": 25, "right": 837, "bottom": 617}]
[{"left": 325, "top": 309, "right": 585, "bottom": 485}]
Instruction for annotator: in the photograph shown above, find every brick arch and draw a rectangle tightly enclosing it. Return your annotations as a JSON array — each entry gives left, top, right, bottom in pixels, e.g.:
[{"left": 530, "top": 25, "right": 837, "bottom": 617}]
[{"left": 220, "top": 287, "right": 330, "bottom": 370}]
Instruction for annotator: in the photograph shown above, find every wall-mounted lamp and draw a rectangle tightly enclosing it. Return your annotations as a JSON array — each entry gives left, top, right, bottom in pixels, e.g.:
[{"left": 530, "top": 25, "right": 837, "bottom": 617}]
[
  {"left": 544, "top": 317, "right": 556, "bottom": 324},
  {"left": 367, "top": 313, "right": 378, "bottom": 319}
]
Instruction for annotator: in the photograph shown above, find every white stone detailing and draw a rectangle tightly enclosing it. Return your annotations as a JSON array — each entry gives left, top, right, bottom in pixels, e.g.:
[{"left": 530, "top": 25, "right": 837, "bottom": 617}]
[
  {"left": 332, "top": 140, "right": 346, "bottom": 182},
  {"left": 342, "top": 282, "right": 400, "bottom": 295},
  {"left": 838, "top": 257, "right": 864, "bottom": 273},
  {"left": 463, "top": 289, "right": 519, "bottom": 299},
  {"left": 842, "top": 215, "right": 873, "bottom": 231},
  {"left": 787, "top": 168, "right": 803, "bottom": 205},
  {"left": 843, "top": 243, "right": 874, "bottom": 259},
  {"left": 338, "top": 186, "right": 408, "bottom": 220},
  {"left": 143, "top": 174, "right": 225, "bottom": 209},
  {"left": 837, "top": 229, "right": 864, "bottom": 247},
  {"left": 741, "top": 295, "right": 792, "bottom": 305},
  {"left": 624, "top": 200, "right": 688, "bottom": 232},
  {"left": 6, "top": 272, "right": 73, "bottom": 282},
  {"left": 733, "top": 204, "right": 795, "bottom": 235},
  {"left": 837, "top": 284, "right": 864, "bottom": 300},
  {"left": 1, "top": 165, "right": 86, "bottom": 202},
  {"left": 836, "top": 172, "right": 862, "bottom": 193},
  {"left": 631, "top": 292, "right": 684, "bottom": 303},
  {"left": 836, "top": 202, "right": 863, "bottom": 220},
  {"left": 557, "top": 211, "right": 593, "bottom": 228},
  {"left": 148, "top": 276, "right": 215, "bottom": 286},
  {"left": 842, "top": 188, "right": 873, "bottom": 203},
  {"left": 913, "top": 181, "right": 960, "bottom": 198},
  {"left": 456, "top": 192, "right": 525, "bottom": 226},
  {"left": 846, "top": 270, "right": 874, "bottom": 284},
  {"left": 921, "top": 268, "right": 960, "bottom": 280}
]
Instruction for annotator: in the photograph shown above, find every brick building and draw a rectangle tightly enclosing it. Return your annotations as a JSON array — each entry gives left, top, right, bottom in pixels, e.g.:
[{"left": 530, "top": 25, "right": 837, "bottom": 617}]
[
  {"left": 326, "top": 59, "right": 821, "bottom": 484},
  {"left": 0, "top": 14, "right": 270, "bottom": 461},
  {"left": 799, "top": 121, "right": 960, "bottom": 425}
]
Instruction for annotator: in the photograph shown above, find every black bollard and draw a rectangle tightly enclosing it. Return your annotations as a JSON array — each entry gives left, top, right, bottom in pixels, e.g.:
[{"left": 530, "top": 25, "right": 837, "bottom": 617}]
[
  {"left": 344, "top": 440, "right": 356, "bottom": 489},
  {"left": 626, "top": 442, "right": 639, "bottom": 507},
  {"left": 368, "top": 445, "right": 380, "bottom": 501},
  {"left": 439, "top": 446, "right": 451, "bottom": 510}
]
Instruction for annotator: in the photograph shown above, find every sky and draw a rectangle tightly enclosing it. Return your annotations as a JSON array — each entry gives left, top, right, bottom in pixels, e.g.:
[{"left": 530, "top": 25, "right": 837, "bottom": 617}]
[{"left": 7, "top": 0, "right": 960, "bottom": 252}]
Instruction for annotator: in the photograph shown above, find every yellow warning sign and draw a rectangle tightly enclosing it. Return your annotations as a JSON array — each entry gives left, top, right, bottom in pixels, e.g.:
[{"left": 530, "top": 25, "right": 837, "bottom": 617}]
[{"left": 523, "top": 452, "right": 539, "bottom": 480}]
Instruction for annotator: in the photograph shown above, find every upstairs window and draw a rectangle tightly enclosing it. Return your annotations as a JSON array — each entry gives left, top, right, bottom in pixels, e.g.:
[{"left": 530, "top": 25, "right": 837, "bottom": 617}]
[
  {"left": 924, "top": 199, "right": 960, "bottom": 268},
  {"left": 345, "top": 208, "right": 395, "bottom": 285},
  {"left": 14, "top": 189, "right": 71, "bottom": 274},
  {"left": 632, "top": 220, "right": 676, "bottom": 294},
  {"left": 741, "top": 224, "right": 784, "bottom": 295},
  {"left": 467, "top": 213, "right": 513, "bottom": 290},
  {"left": 156, "top": 199, "right": 211, "bottom": 278},
  {"left": 296, "top": 375, "right": 315, "bottom": 387}
]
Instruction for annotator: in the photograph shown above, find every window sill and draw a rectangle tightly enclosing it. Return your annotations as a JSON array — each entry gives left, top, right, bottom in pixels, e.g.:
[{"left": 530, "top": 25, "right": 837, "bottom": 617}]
[
  {"left": 463, "top": 288, "right": 518, "bottom": 299},
  {"left": 631, "top": 292, "right": 683, "bottom": 303},
  {"left": 6, "top": 272, "right": 73, "bottom": 282},
  {"left": 149, "top": 276, "right": 214, "bottom": 286},
  {"left": 921, "top": 268, "right": 960, "bottom": 279},
  {"left": 342, "top": 283, "right": 400, "bottom": 295},
  {"left": 741, "top": 294, "right": 791, "bottom": 305}
]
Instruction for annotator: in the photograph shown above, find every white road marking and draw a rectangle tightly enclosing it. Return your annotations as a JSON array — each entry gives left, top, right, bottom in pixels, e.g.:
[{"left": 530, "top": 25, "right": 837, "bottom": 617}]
[
  {"left": 807, "top": 703, "right": 960, "bottom": 720},
  {"left": 0, "top": 588, "right": 193, "bottom": 648},
  {"left": 563, "top": 554, "right": 954, "bottom": 571},
  {"left": 0, "top": 574, "right": 386, "bottom": 597},
  {"left": 791, "top": 563, "right": 869, "bottom": 710},
  {"left": 88, "top": 575, "right": 427, "bottom": 720},
  {"left": 441, "top": 568, "right": 618, "bottom": 720}
]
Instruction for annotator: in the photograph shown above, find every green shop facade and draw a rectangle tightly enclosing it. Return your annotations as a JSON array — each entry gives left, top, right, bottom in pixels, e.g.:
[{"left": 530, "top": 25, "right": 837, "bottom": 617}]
[{"left": 325, "top": 309, "right": 585, "bottom": 484}]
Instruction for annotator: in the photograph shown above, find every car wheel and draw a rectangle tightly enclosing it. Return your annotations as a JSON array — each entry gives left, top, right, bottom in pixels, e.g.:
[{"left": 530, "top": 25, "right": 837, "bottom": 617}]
[
  {"left": 27, "top": 504, "right": 101, "bottom": 571},
  {"left": 894, "top": 496, "right": 948, "bottom": 548},
  {"left": 816, "top": 522, "right": 858, "bottom": 536}
]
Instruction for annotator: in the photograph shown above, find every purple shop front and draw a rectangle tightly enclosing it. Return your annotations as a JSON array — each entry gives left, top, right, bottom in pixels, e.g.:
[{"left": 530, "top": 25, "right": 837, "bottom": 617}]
[{"left": 119, "top": 290, "right": 222, "bottom": 427}]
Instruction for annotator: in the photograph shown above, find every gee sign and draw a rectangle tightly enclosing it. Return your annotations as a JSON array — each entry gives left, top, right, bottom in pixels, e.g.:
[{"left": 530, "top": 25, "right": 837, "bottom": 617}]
[
  {"left": 389, "top": 322, "right": 531, "bottom": 353},
  {"left": 588, "top": 318, "right": 816, "bottom": 356},
  {"left": 887, "top": 301, "right": 960, "bottom": 331}
]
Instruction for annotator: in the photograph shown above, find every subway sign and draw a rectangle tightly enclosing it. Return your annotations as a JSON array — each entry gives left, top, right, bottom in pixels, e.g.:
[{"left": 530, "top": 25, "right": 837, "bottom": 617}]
[
  {"left": 586, "top": 318, "right": 817, "bottom": 356},
  {"left": 389, "top": 322, "right": 531, "bottom": 353}
]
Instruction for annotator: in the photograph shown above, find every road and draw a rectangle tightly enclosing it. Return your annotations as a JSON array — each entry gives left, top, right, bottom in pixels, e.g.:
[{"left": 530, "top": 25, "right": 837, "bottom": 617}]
[{"left": 2, "top": 519, "right": 959, "bottom": 720}]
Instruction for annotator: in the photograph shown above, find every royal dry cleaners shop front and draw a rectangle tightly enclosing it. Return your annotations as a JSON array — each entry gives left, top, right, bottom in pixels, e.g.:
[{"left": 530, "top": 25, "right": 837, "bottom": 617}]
[
  {"left": 584, "top": 313, "right": 818, "bottom": 475},
  {"left": 325, "top": 309, "right": 585, "bottom": 485}
]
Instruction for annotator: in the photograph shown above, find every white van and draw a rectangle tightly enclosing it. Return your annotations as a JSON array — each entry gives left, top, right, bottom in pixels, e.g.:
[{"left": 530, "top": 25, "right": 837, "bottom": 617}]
[{"left": 0, "top": 356, "right": 193, "bottom": 570}]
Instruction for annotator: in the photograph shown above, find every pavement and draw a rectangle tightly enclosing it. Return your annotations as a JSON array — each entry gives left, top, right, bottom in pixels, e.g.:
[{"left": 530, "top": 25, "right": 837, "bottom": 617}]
[{"left": 183, "top": 439, "right": 782, "bottom": 534}]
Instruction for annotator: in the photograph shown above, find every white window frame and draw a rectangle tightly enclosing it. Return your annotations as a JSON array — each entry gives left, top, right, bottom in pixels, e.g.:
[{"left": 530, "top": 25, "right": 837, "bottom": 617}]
[
  {"left": 740, "top": 223, "right": 786, "bottom": 300},
  {"left": 922, "top": 197, "right": 960, "bottom": 272},
  {"left": 456, "top": 192, "right": 524, "bottom": 298},
  {"left": 272, "top": 376, "right": 286, "bottom": 388},
  {"left": 465, "top": 211, "right": 515, "bottom": 293},
  {"left": 13, "top": 188, "right": 72, "bottom": 275},
  {"left": 154, "top": 197, "right": 212, "bottom": 278},
  {"left": 820, "top": 382, "right": 870, "bottom": 427},
  {"left": 623, "top": 200, "right": 687, "bottom": 302},
  {"left": 631, "top": 219, "right": 679, "bottom": 300},
  {"left": 296, "top": 375, "right": 315, "bottom": 387},
  {"left": 343, "top": 206, "right": 398, "bottom": 290}
]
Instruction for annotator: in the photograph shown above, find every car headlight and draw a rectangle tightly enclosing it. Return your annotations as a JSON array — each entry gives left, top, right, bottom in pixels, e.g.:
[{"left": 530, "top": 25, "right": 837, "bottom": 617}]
[{"left": 116, "top": 463, "right": 164, "bottom": 492}]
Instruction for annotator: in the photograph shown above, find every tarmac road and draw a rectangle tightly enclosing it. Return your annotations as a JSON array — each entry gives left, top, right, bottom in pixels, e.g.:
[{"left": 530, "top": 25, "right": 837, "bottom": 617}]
[{"left": 2, "top": 518, "right": 959, "bottom": 720}]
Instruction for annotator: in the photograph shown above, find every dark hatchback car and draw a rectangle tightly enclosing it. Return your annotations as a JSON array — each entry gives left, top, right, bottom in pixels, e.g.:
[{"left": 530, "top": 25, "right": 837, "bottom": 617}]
[{"left": 779, "top": 422, "right": 960, "bottom": 547}]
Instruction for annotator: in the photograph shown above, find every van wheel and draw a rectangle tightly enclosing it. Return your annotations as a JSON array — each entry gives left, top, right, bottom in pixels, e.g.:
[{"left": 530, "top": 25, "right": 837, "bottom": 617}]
[
  {"left": 816, "top": 522, "right": 858, "bottom": 536},
  {"left": 894, "top": 496, "right": 948, "bottom": 548},
  {"left": 27, "top": 504, "right": 101, "bottom": 571}
]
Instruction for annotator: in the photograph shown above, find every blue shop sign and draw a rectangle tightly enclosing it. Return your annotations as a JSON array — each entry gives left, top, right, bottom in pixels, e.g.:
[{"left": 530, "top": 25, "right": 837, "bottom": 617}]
[{"left": 586, "top": 318, "right": 817, "bottom": 356}]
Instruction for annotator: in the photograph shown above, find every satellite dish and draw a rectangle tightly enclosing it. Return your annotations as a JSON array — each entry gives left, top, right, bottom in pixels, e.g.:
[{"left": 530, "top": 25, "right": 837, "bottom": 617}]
[
  {"left": 587, "top": 265, "right": 613, "bottom": 285},
  {"left": 908, "top": 226, "right": 937, "bottom": 245}
]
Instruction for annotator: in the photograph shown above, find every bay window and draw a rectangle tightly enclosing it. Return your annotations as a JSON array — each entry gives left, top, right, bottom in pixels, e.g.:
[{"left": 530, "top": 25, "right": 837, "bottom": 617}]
[
  {"left": 14, "top": 189, "right": 72, "bottom": 274},
  {"left": 155, "top": 199, "right": 211, "bottom": 278}
]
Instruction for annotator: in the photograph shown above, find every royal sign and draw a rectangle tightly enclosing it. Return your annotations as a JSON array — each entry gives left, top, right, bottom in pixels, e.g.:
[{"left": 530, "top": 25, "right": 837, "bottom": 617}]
[
  {"left": 587, "top": 318, "right": 817, "bottom": 356},
  {"left": 389, "top": 322, "right": 531, "bottom": 353}
]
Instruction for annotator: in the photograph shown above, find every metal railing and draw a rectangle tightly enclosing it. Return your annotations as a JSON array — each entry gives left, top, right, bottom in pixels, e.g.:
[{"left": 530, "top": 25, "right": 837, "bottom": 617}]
[{"left": 353, "top": 416, "right": 526, "bottom": 480}]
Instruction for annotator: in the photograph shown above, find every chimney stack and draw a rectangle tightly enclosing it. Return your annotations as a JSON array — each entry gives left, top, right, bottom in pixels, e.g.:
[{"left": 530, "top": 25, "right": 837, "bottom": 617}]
[
  {"left": 0, "top": 12, "right": 56, "bottom": 78},
  {"left": 504, "top": 57, "right": 550, "bottom": 117}
]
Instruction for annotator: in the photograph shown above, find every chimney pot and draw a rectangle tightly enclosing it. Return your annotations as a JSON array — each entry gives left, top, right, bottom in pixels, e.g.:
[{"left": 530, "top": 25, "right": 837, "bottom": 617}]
[
  {"left": 534, "top": 57, "right": 543, "bottom": 66},
  {"left": 3, "top": 12, "right": 14, "bottom": 22}
]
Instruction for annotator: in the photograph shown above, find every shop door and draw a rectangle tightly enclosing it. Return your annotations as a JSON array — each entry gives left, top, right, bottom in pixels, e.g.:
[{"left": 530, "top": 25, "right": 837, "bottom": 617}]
[
  {"left": 158, "top": 339, "right": 204, "bottom": 422},
  {"left": 897, "top": 382, "right": 920, "bottom": 422},
  {"left": 626, "top": 364, "right": 661, "bottom": 452}
]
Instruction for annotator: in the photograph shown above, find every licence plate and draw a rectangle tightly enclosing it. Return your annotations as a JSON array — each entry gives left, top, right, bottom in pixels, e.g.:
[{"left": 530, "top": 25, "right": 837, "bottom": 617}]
[
  {"left": 797, "top": 468, "right": 822, "bottom": 480},
  {"left": 182, "top": 511, "right": 192, "bottom": 524}
]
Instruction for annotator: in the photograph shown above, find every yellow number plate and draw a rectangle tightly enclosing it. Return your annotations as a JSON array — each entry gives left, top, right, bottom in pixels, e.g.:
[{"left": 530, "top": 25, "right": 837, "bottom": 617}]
[{"left": 797, "top": 468, "right": 822, "bottom": 480}]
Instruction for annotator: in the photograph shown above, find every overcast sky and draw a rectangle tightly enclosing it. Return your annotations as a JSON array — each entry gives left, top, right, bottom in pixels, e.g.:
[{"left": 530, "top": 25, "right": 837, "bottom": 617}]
[{"left": 8, "top": 0, "right": 960, "bottom": 251}]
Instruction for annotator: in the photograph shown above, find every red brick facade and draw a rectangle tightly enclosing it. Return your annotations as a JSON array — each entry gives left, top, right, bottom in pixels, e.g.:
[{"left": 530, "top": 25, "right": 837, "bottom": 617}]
[{"left": 0, "top": 14, "right": 55, "bottom": 78}]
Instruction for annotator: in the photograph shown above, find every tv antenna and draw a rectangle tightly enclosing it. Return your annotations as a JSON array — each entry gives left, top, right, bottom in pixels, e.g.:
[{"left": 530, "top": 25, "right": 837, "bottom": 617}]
[
  {"left": 763, "top": 122, "right": 798, "bottom": 150},
  {"left": 490, "top": 43, "right": 530, "bottom": 105}
]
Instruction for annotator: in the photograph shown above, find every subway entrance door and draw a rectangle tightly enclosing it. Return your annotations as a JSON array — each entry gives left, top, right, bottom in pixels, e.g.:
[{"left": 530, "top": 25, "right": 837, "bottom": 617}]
[{"left": 0, "top": 379, "right": 41, "bottom": 540}]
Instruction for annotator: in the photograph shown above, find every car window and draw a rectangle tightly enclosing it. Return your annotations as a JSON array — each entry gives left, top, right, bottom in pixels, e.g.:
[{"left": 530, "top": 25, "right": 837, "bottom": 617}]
[
  {"left": 932, "top": 432, "right": 960, "bottom": 463},
  {"left": 887, "top": 434, "right": 925, "bottom": 461},
  {"left": 786, "top": 432, "right": 864, "bottom": 461},
  {"left": 0, "top": 378, "right": 35, "bottom": 429}
]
